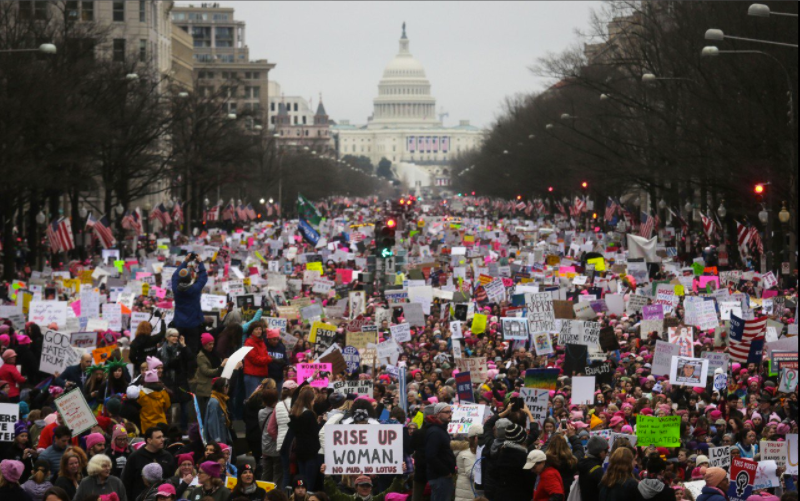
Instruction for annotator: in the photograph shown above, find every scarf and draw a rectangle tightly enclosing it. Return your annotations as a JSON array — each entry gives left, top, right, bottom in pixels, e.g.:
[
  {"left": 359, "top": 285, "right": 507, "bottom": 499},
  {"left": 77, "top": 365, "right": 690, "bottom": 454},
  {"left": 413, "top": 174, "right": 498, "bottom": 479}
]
[
  {"left": 212, "top": 391, "right": 231, "bottom": 428},
  {"left": 202, "top": 346, "right": 222, "bottom": 369}
]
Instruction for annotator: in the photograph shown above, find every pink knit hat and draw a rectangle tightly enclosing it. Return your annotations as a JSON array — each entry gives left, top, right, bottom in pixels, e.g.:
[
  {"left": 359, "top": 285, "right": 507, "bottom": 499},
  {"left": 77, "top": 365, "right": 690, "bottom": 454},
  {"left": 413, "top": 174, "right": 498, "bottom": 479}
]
[{"left": 201, "top": 333, "right": 214, "bottom": 346}]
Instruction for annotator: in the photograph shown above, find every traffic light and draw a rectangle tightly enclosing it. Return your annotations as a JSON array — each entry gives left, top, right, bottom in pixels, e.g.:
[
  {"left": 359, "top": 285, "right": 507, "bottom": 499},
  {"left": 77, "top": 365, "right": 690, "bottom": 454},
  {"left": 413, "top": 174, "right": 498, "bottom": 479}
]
[
  {"left": 754, "top": 184, "right": 765, "bottom": 194},
  {"left": 548, "top": 187, "right": 554, "bottom": 192},
  {"left": 581, "top": 181, "right": 589, "bottom": 189},
  {"left": 377, "top": 218, "right": 396, "bottom": 258}
]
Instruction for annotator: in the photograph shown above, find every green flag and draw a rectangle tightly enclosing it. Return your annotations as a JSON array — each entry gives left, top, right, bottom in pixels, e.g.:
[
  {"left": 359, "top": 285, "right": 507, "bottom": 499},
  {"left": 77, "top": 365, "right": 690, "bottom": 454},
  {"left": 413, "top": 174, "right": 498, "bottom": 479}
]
[{"left": 297, "top": 193, "right": 322, "bottom": 227}]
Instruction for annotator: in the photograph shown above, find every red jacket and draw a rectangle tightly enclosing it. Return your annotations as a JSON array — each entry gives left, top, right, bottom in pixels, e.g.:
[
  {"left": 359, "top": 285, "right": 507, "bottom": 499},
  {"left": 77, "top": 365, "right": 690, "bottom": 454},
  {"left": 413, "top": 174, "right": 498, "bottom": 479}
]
[
  {"left": 243, "top": 336, "right": 272, "bottom": 378},
  {"left": 0, "top": 364, "right": 26, "bottom": 398},
  {"left": 534, "top": 466, "right": 565, "bottom": 501}
]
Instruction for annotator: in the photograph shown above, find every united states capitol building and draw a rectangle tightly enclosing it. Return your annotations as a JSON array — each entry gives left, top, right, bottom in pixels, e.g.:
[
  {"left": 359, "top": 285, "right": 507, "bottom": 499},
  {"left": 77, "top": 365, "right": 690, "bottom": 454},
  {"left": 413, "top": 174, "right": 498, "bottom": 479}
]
[{"left": 333, "top": 24, "right": 484, "bottom": 190}]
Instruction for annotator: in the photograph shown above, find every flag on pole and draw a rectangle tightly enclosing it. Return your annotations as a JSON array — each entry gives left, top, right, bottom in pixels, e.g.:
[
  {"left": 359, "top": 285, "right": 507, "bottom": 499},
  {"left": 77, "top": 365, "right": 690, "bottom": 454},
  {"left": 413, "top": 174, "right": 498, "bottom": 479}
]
[
  {"left": 149, "top": 203, "right": 172, "bottom": 227},
  {"left": 700, "top": 212, "right": 717, "bottom": 240},
  {"left": 246, "top": 203, "right": 257, "bottom": 220},
  {"left": 736, "top": 221, "right": 752, "bottom": 249},
  {"left": 728, "top": 314, "right": 767, "bottom": 364},
  {"left": 204, "top": 205, "right": 220, "bottom": 222},
  {"left": 605, "top": 198, "right": 618, "bottom": 221},
  {"left": 236, "top": 204, "right": 249, "bottom": 221},
  {"left": 171, "top": 201, "right": 184, "bottom": 225},
  {"left": 122, "top": 209, "right": 143, "bottom": 235},
  {"left": 748, "top": 227, "right": 764, "bottom": 255},
  {"left": 297, "top": 193, "right": 322, "bottom": 227},
  {"left": 640, "top": 212, "right": 655, "bottom": 239},
  {"left": 222, "top": 203, "right": 236, "bottom": 221},
  {"left": 93, "top": 215, "right": 116, "bottom": 249},
  {"left": 47, "top": 217, "right": 75, "bottom": 254}
]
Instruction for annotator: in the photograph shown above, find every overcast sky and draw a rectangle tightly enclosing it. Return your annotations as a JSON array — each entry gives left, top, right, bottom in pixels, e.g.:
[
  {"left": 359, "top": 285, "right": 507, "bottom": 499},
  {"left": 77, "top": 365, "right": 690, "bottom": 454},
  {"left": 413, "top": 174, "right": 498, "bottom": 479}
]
[{"left": 188, "top": 1, "right": 603, "bottom": 129}]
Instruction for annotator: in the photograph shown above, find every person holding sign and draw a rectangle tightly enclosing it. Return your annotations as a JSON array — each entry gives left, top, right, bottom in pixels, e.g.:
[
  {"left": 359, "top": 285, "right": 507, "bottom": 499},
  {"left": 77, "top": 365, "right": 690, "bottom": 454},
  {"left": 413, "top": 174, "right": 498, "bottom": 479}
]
[
  {"left": 172, "top": 253, "right": 208, "bottom": 355},
  {"left": 243, "top": 321, "right": 273, "bottom": 398}
]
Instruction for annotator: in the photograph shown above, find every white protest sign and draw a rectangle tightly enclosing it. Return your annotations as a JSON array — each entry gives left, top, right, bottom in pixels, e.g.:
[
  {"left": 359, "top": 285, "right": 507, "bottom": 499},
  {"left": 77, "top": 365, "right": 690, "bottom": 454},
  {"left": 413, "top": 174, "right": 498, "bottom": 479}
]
[
  {"left": 447, "top": 404, "right": 487, "bottom": 435},
  {"left": 708, "top": 446, "right": 730, "bottom": 468},
  {"left": 501, "top": 318, "right": 529, "bottom": 341},
  {"left": 54, "top": 390, "right": 98, "bottom": 435},
  {"left": 779, "top": 368, "right": 798, "bottom": 393},
  {"left": 786, "top": 434, "right": 798, "bottom": 475},
  {"left": 328, "top": 380, "right": 374, "bottom": 396},
  {"left": 40, "top": 330, "right": 82, "bottom": 375},
  {"left": 221, "top": 346, "right": 253, "bottom": 379},
  {"left": 626, "top": 295, "right": 649, "bottom": 315},
  {"left": 70, "top": 332, "right": 97, "bottom": 350},
  {"left": 29, "top": 301, "right": 68, "bottom": 329},
  {"left": 668, "top": 325, "right": 694, "bottom": 358},
  {"left": 669, "top": 356, "right": 709, "bottom": 387},
  {"left": 572, "top": 376, "right": 595, "bottom": 405},
  {"left": 324, "top": 425, "right": 403, "bottom": 475},
  {"left": 696, "top": 300, "right": 720, "bottom": 332},
  {"left": 653, "top": 340, "right": 680, "bottom": 376},
  {"left": 760, "top": 441, "right": 787, "bottom": 466},
  {"left": 265, "top": 317, "right": 288, "bottom": 333},
  {"left": 200, "top": 294, "right": 226, "bottom": 311},
  {"left": 520, "top": 388, "right": 549, "bottom": 426},
  {"left": 753, "top": 460, "right": 780, "bottom": 489},
  {"left": 130, "top": 312, "right": 150, "bottom": 334},
  {"left": 450, "top": 321, "right": 463, "bottom": 340},
  {"left": 0, "top": 403, "right": 19, "bottom": 442},
  {"left": 526, "top": 292, "right": 556, "bottom": 334},
  {"left": 390, "top": 323, "right": 412, "bottom": 344},
  {"left": 312, "top": 278, "right": 335, "bottom": 294},
  {"left": 102, "top": 303, "right": 122, "bottom": 331}
]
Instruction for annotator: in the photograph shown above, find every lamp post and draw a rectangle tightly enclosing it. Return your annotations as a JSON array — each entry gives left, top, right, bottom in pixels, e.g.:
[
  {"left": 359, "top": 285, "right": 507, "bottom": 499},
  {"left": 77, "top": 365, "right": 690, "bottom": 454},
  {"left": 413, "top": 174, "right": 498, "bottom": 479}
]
[
  {"left": 777, "top": 201, "right": 795, "bottom": 274},
  {"left": 0, "top": 43, "right": 57, "bottom": 54},
  {"left": 705, "top": 28, "right": 798, "bottom": 49},
  {"left": 642, "top": 73, "right": 694, "bottom": 84},
  {"left": 749, "top": 3, "right": 798, "bottom": 18}
]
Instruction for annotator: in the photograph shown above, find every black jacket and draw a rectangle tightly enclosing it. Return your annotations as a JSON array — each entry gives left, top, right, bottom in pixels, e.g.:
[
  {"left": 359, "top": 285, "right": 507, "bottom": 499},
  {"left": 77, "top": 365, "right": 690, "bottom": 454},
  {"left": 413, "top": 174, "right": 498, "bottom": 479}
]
[
  {"left": 288, "top": 410, "right": 320, "bottom": 462},
  {"left": 493, "top": 442, "right": 534, "bottom": 501},
  {"left": 120, "top": 447, "right": 176, "bottom": 501},
  {"left": 411, "top": 423, "right": 430, "bottom": 482},
  {"left": 424, "top": 421, "right": 455, "bottom": 481},
  {"left": 130, "top": 328, "right": 166, "bottom": 374},
  {"left": 266, "top": 341, "right": 287, "bottom": 381},
  {"left": 599, "top": 479, "right": 639, "bottom": 501},
  {"left": 635, "top": 479, "right": 678, "bottom": 501},
  {"left": 577, "top": 454, "right": 606, "bottom": 501}
]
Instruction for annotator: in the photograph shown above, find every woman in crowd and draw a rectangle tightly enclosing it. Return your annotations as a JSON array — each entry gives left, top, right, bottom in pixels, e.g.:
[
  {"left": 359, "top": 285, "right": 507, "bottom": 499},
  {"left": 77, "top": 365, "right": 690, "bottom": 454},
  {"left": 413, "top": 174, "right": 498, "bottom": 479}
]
[
  {"left": 183, "top": 462, "right": 230, "bottom": 501},
  {"left": 74, "top": 455, "right": 127, "bottom": 501},
  {"left": 599, "top": 448, "right": 639, "bottom": 501},
  {"left": 545, "top": 429, "right": 581, "bottom": 497},
  {"left": 21, "top": 460, "right": 51, "bottom": 501},
  {"left": 0, "top": 459, "right": 29, "bottom": 501},
  {"left": 53, "top": 448, "right": 87, "bottom": 500},
  {"left": 195, "top": 334, "right": 229, "bottom": 412},
  {"left": 138, "top": 369, "right": 171, "bottom": 433},
  {"left": 205, "top": 378, "right": 232, "bottom": 447},
  {"left": 129, "top": 321, "right": 165, "bottom": 375},
  {"left": 242, "top": 321, "right": 272, "bottom": 398},
  {"left": 159, "top": 329, "right": 194, "bottom": 428},
  {"left": 169, "top": 454, "right": 196, "bottom": 495},
  {"left": 454, "top": 424, "right": 483, "bottom": 501},
  {"left": 230, "top": 465, "right": 265, "bottom": 501},
  {"left": 288, "top": 386, "right": 321, "bottom": 491},
  {"left": 257, "top": 388, "right": 281, "bottom": 485},
  {"left": 83, "top": 365, "right": 107, "bottom": 409},
  {"left": 276, "top": 380, "right": 297, "bottom": 490}
]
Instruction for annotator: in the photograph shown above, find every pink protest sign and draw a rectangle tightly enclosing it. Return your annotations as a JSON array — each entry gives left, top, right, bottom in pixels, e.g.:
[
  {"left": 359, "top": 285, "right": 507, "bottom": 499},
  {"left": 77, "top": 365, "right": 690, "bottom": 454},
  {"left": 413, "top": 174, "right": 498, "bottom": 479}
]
[
  {"left": 336, "top": 269, "right": 353, "bottom": 284},
  {"left": 698, "top": 276, "right": 720, "bottom": 291},
  {"left": 71, "top": 300, "right": 81, "bottom": 317},
  {"left": 136, "top": 272, "right": 152, "bottom": 280},
  {"left": 297, "top": 362, "right": 333, "bottom": 388},
  {"left": 762, "top": 289, "right": 778, "bottom": 299}
]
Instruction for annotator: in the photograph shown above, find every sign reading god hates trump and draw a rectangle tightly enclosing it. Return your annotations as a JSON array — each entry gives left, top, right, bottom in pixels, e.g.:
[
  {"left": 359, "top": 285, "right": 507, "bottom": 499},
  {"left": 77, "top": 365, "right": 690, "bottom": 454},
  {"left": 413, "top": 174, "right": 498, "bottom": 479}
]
[{"left": 324, "top": 425, "right": 404, "bottom": 475}]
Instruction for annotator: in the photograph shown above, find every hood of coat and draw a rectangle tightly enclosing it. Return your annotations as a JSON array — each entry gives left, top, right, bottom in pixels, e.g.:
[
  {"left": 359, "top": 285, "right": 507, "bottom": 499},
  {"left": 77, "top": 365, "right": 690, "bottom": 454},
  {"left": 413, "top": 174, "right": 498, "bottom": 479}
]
[{"left": 638, "top": 479, "right": 665, "bottom": 499}]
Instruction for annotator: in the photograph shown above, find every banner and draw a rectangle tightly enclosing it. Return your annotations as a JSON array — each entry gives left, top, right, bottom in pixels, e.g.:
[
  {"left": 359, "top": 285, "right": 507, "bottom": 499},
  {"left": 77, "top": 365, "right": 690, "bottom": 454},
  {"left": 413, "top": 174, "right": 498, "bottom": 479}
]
[
  {"left": 324, "top": 425, "right": 403, "bottom": 475},
  {"left": 760, "top": 440, "right": 787, "bottom": 466},
  {"left": 635, "top": 415, "right": 681, "bottom": 447},
  {"left": 298, "top": 218, "right": 321, "bottom": 246},
  {"left": 54, "top": 389, "right": 98, "bottom": 436},
  {"left": 455, "top": 372, "right": 474, "bottom": 403}
]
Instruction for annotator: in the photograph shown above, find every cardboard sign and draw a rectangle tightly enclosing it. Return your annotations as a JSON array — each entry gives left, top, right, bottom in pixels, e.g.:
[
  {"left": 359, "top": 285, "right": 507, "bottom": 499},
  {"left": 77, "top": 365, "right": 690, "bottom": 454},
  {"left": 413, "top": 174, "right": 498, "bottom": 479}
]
[
  {"left": 526, "top": 292, "right": 556, "bottom": 334},
  {"left": 29, "top": 301, "right": 68, "bottom": 329},
  {"left": 447, "top": 404, "right": 487, "bottom": 435},
  {"left": 0, "top": 403, "right": 19, "bottom": 442},
  {"left": 455, "top": 358, "right": 488, "bottom": 384},
  {"left": 390, "top": 323, "right": 412, "bottom": 343},
  {"left": 670, "top": 356, "right": 709, "bottom": 387},
  {"left": 760, "top": 440, "right": 787, "bottom": 466},
  {"left": 502, "top": 317, "right": 529, "bottom": 341},
  {"left": 346, "top": 331, "right": 376, "bottom": 350},
  {"left": 324, "top": 425, "right": 404, "bottom": 475},
  {"left": 708, "top": 445, "right": 730, "bottom": 468},
  {"left": 40, "top": 330, "right": 82, "bottom": 375},
  {"left": 319, "top": 349, "right": 348, "bottom": 376},
  {"left": 54, "top": 390, "right": 98, "bottom": 436},
  {"left": 329, "top": 380, "right": 373, "bottom": 396},
  {"left": 297, "top": 362, "right": 332, "bottom": 388},
  {"left": 455, "top": 371, "right": 474, "bottom": 403},
  {"left": 221, "top": 346, "right": 253, "bottom": 379},
  {"left": 635, "top": 415, "right": 681, "bottom": 447}
]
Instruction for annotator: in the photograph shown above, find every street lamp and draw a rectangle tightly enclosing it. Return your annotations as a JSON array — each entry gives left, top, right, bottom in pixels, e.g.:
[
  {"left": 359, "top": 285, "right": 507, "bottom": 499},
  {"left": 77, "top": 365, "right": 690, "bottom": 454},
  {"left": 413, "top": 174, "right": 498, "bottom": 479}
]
[
  {"left": 642, "top": 73, "right": 694, "bottom": 84},
  {"left": 684, "top": 201, "right": 693, "bottom": 214},
  {"left": 778, "top": 201, "right": 791, "bottom": 224},
  {"left": 126, "top": 73, "right": 139, "bottom": 81},
  {"left": 705, "top": 28, "right": 798, "bottom": 48},
  {"left": 600, "top": 93, "right": 610, "bottom": 101},
  {"left": 177, "top": 92, "right": 189, "bottom": 99},
  {"left": 546, "top": 124, "right": 554, "bottom": 130},
  {"left": 227, "top": 113, "right": 237, "bottom": 120},
  {"left": 717, "top": 201, "right": 727, "bottom": 219},
  {"left": 759, "top": 207, "right": 769, "bottom": 224},
  {"left": 0, "top": 43, "right": 57, "bottom": 54},
  {"left": 658, "top": 199, "right": 667, "bottom": 210},
  {"left": 79, "top": 207, "right": 88, "bottom": 219},
  {"left": 268, "top": 198, "right": 274, "bottom": 204},
  {"left": 36, "top": 211, "right": 46, "bottom": 225},
  {"left": 259, "top": 198, "right": 265, "bottom": 205},
  {"left": 748, "top": 4, "right": 798, "bottom": 18}
]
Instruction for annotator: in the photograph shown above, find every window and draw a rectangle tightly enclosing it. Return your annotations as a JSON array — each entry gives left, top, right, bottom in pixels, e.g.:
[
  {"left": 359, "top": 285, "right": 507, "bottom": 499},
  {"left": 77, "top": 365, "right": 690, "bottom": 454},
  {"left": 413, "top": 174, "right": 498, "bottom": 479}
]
[
  {"left": 66, "top": 1, "right": 79, "bottom": 20},
  {"left": 245, "top": 86, "right": 260, "bottom": 99},
  {"left": 219, "top": 54, "right": 234, "bottom": 63},
  {"left": 270, "top": 116, "right": 276, "bottom": 125},
  {"left": 139, "top": 39, "right": 147, "bottom": 62},
  {"left": 191, "top": 26, "right": 211, "bottom": 48},
  {"left": 270, "top": 102, "right": 275, "bottom": 111},
  {"left": 302, "top": 116, "right": 307, "bottom": 125},
  {"left": 113, "top": 38, "right": 125, "bottom": 62},
  {"left": 293, "top": 116, "right": 298, "bottom": 125},
  {"left": 139, "top": 0, "right": 145, "bottom": 22},
  {"left": 172, "top": 12, "right": 185, "bottom": 21},
  {"left": 194, "top": 54, "right": 213, "bottom": 62},
  {"left": 252, "top": 72, "right": 260, "bottom": 80},
  {"left": 81, "top": 1, "right": 93, "bottom": 20},
  {"left": 293, "top": 103, "right": 298, "bottom": 112},
  {"left": 213, "top": 13, "right": 229, "bottom": 21},
  {"left": 112, "top": 1, "right": 124, "bottom": 21},
  {"left": 215, "top": 27, "right": 234, "bottom": 48}
]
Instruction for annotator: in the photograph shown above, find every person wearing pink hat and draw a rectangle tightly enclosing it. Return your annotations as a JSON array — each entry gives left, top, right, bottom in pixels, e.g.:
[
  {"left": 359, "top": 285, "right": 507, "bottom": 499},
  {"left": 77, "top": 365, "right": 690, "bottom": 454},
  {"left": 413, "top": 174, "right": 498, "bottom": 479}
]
[
  {"left": 107, "top": 425, "right": 130, "bottom": 478},
  {"left": 195, "top": 334, "right": 232, "bottom": 412},
  {"left": 84, "top": 433, "right": 107, "bottom": 459},
  {"left": 138, "top": 370, "right": 171, "bottom": 434},
  {"left": 170, "top": 453, "right": 196, "bottom": 493},
  {"left": 185, "top": 461, "right": 228, "bottom": 501},
  {"left": 0, "top": 349, "right": 25, "bottom": 400},
  {"left": 696, "top": 467, "right": 729, "bottom": 501}
]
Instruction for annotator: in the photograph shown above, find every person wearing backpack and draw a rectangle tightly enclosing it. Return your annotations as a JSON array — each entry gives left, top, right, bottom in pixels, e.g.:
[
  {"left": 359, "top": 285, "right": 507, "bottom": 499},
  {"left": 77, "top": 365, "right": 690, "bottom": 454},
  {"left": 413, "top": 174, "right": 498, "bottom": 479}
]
[{"left": 258, "top": 388, "right": 281, "bottom": 486}]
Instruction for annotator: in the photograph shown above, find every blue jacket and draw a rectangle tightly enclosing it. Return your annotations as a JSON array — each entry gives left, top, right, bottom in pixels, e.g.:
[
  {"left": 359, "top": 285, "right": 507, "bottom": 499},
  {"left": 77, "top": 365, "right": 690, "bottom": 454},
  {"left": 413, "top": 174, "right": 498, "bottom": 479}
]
[
  {"left": 171, "top": 261, "right": 208, "bottom": 328},
  {"left": 204, "top": 394, "right": 232, "bottom": 446},
  {"left": 696, "top": 486, "right": 728, "bottom": 501},
  {"left": 58, "top": 363, "right": 87, "bottom": 390}
]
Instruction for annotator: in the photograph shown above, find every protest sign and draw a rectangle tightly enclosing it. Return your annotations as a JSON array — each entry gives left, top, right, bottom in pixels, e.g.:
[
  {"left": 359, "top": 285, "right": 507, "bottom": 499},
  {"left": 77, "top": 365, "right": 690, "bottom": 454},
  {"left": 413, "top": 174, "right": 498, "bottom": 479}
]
[
  {"left": 456, "top": 358, "right": 488, "bottom": 384},
  {"left": 787, "top": 434, "right": 798, "bottom": 475},
  {"left": 635, "top": 415, "right": 681, "bottom": 447},
  {"left": 329, "top": 380, "right": 373, "bottom": 396},
  {"left": 753, "top": 460, "right": 780, "bottom": 490},
  {"left": 70, "top": 332, "right": 97, "bottom": 350},
  {"left": 200, "top": 294, "right": 226, "bottom": 311},
  {"left": 310, "top": 321, "right": 338, "bottom": 356},
  {"left": 265, "top": 317, "right": 288, "bottom": 333},
  {"left": 652, "top": 341, "right": 680, "bottom": 378},
  {"left": 54, "top": 390, "right": 98, "bottom": 436},
  {"left": 779, "top": 368, "right": 798, "bottom": 393},
  {"left": 727, "top": 457, "right": 758, "bottom": 501},
  {"left": 297, "top": 362, "right": 332, "bottom": 388},
  {"left": 532, "top": 332, "right": 554, "bottom": 356},
  {"left": 708, "top": 446, "right": 730, "bottom": 468},
  {"left": 713, "top": 373, "right": 728, "bottom": 391},
  {"left": 502, "top": 317, "right": 529, "bottom": 341},
  {"left": 683, "top": 481, "right": 706, "bottom": 501},
  {"left": 572, "top": 376, "right": 595, "bottom": 405},
  {"left": 346, "top": 331, "right": 376, "bottom": 351},
  {"left": 670, "top": 356, "right": 709, "bottom": 387},
  {"left": 455, "top": 371, "right": 474, "bottom": 403},
  {"left": 341, "top": 346, "right": 361, "bottom": 375},
  {"left": 526, "top": 292, "right": 556, "bottom": 333},
  {"left": 221, "top": 346, "right": 253, "bottom": 379},
  {"left": 626, "top": 295, "right": 649, "bottom": 314},
  {"left": 40, "top": 330, "right": 82, "bottom": 375},
  {"left": 696, "top": 300, "right": 720, "bottom": 331},
  {"left": 760, "top": 440, "right": 787, "bottom": 466},
  {"left": 524, "top": 368, "right": 559, "bottom": 390},
  {"left": 390, "top": 323, "right": 412, "bottom": 343},
  {"left": 448, "top": 404, "right": 486, "bottom": 435},
  {"left": 0, "top": 403, "right": 18, "bottom": 441},
  {"left": 702, "top": 352, "right": 729, "bottom": 374},
  {"left": 324, "top": 425, "right": 403, "bottom": 475},
  {"left": 668, "top": 325, "right": 694, "bottom": 357},
  {"left": 521, "top": 388, "right": 549, "bottom": 426},
  {"left": 29, "top": 301, "right": 68, "bottom": 329},
  {"left": 642, "top": 305, "right": 664, "bottom": 320}
]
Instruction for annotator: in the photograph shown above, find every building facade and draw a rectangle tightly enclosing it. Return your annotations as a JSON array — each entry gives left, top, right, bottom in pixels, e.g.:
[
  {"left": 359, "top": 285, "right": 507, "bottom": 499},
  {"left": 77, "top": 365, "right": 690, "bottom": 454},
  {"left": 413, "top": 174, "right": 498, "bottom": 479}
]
[
  {"left": 171, "top": 2, "right": 275, "bottom": 127},
  {"left": 332, "top": 24, "right": 484, "bottom": 189}
]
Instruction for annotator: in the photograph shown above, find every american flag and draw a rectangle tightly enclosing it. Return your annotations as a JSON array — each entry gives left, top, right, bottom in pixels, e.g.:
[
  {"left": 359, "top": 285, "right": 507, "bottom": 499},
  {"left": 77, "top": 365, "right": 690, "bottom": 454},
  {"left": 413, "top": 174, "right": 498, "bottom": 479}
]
[
  {"left": 515, "top": 201, "right": 526, "bottom": 211},
  {"left": 524, "top": 201, "right": 533, "bottom": 216},
  {"left": 749, "top": 227, "right": 764, "bottom": 255},
  {"left": 86, "top": 213, "right": 116, "bottom": 249},
  {"left": 574, "top": 197, "right": 587, "bottom": 214},
  {"left": 171, "top": 201, "right": 184, "bottom": 225},
  {"left": 736, "top": 221, "right": 752, "bottom": 248},
  {"left": 605, "top": 198, "right": 618, "bottom": 221},
  {"left": 534, "top": 199, "right": 547, "bottom": 215},
  {"left": 121, "top": 209, "right": 143, "bottom": 235},
  {"left": 205, "top": 205, "right": 220, "bottom": 222},
  {"left": 246, "top": 203, "right": 257, "bottom": 220},
  {"left": 728, "top": 314, "right": 767, "bottom": 364},
  {"left": 236, "top": 204, "right": 249, "bottom": 221},
  {"left": 266, "top": 204, "right": 273, "bottom": 218},
  {"left": 222, "top": 203, "right": 236, "bottom": 221},
  {"left": 670, "top": 207, "right": 689, "bottom": 236},
  {"left": 621, "top": 205, "right": 634, "bottom": 227},
  {"left": 47, "top": 217, "right": 75, "bottom": 254},
  {"left": 149, "top": 203, "right": 172, "bottom": 227},
  {"left": 700, "top": 212, "right": 717, "bottom": 240},
  {"left": 640, "top": 211, "right": 655, "bottom": 239},
  {"left": 555, "top": 201, "right": 567, "bottom": 216}
]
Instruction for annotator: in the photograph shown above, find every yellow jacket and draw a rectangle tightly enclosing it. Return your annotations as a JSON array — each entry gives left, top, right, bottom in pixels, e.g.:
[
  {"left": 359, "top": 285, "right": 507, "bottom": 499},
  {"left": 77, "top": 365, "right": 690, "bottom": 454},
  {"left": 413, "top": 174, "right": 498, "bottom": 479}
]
[{"left": 139, "top": 388, "right": 171, "bottom": 432}]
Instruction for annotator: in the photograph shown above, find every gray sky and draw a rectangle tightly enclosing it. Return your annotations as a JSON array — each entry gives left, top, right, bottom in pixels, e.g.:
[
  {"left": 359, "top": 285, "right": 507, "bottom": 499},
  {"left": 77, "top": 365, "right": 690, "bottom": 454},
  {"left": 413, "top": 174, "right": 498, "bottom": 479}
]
[{"left": 197, "top": 1, "right": 602, "bottom": 129}]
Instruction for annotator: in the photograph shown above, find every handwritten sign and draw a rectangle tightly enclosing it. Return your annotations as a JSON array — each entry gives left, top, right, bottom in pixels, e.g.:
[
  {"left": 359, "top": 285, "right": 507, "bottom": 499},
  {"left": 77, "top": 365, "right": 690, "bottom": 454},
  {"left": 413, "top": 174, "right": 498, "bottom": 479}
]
[
  {"left": 635, "top": 415, "right": 681, "bottom": 447},
  {"left": 54, "top": 390, "right": 98, "bottom": 436},
  {"left": 0, "top": 403, "right": 18, "bottom": 442},
  {"left": 708, "top": 446, "right": 730, "bottom": 468},
  {"left": 329, "top": 380, "right": 373, "bottom": 396},
  {"left": 526, "top": 292, "right": 556, "bottom": 334},
  {"left": 29, "top": 301, "right": 68, "bottom": 329},
  {"left": 297, "top": 362, "right": 332, "bottom": 388},
  {"left": 324, "top": 425, "right": 403, "bottom": 475},
  {"left": 40, "top": 330, "right": 82, "bottom": 375},
  {"left": 447, "top": 404, "right": 487, "bottom": 436}
]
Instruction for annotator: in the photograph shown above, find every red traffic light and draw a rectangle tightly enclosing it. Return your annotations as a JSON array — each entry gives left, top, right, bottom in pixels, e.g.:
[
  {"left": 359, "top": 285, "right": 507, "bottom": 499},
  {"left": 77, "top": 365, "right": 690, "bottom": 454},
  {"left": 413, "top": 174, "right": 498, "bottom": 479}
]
[
  {"left": 386, "top": 219, "right": 397, "bottom": 229},
  {"left": 548, "top": 187, "right": 554, "bottom": 192},
  {"left": 754, "top": 184, "right": 765, "bottom": 194},
  {"left": 399, "top": 199, "right": 406, "bottom": 205},
  {"left": 516, "top": 195, "right": 522, "bottom": 201},
  {"left": 581, "top": 182, "right": 589, "bottom": 189}
]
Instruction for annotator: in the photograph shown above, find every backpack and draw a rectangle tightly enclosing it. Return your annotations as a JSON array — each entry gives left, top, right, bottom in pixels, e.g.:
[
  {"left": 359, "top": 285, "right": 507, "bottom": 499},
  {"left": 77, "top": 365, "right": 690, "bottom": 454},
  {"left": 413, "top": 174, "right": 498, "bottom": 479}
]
[{"left": 266, "top": 406, "right": 278, "bottom": 441}]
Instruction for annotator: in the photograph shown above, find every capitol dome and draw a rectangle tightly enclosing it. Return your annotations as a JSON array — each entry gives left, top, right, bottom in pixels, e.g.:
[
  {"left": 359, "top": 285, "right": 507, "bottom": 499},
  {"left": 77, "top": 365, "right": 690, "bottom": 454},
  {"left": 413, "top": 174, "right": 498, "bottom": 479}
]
[{"left": 368, "top": 23, "right": 441, "bottom": 129}]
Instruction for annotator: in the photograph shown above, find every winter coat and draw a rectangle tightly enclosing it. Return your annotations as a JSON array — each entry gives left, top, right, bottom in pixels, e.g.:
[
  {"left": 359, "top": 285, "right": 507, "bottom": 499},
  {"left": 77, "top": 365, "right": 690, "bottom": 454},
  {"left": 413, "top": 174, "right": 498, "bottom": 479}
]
[
  {"left": 266, "top": 341, "right": 287, "bottom": 382},
  {"left": 0, "top": 483, "right": 32, "bottom": 501},
  {"left": 0, "top": 363, "right": 26, "bottom": 397},
  {"left": 184, "top": 485, "right": 230, "bottom": 501},
  {"left": 58, "top": 364, "right": 88, "bottom": 391},
  {"left": 130, "top": 329, "right": 166, "bottom": 373},
  {"left": 73, "top": 474, "right": 128, "bottom": 501},
  {"left": 243, "top": 336, "right": 272, "bottom": 378},
  {"left": 599, "top": 478, "right": 639, "bottom": 501},
  {"left": 533, "top": 466, "right": 565, "bottom": 501},
  {"left": 138, "top": 387, "right": 171, "bottom": 432},
  {"left": 172, "top": 261, "right": 208, "bottom": 328},
  {"left": 493, "top": 442, "right": 534, "bottom": 501},
  {"left": 275, "top": 398, "right": 292, "bottom": 452},
  {"left": 288, "top": 409, "right": 320, "bottom": 462},
  {"left": 577, "top": 454, "right": 606, "bottom": 501},
  {"left": 454, "top": 447, "right": 478, "bottom": 501},
  {"left": 425, "top": 421, "right": 455, "bottom": 481},
  {"left": 411, "top": 423, "right": 429, "bottom": 483},
  {"left": 159, "top": 342, "right": 195, "bottom": 403},
  {"left": 696, "top": 486, "right": 728, "bottom": 501},
  {"left": 204, "top": 395, "right": 232, "bottom": 445},
  {"left": 323, "top": 476, "right": 406, "bottom": 501},
  {"left": 636, "top": 479, "right": 677, "bottom": 501},
  {"left": 194, "top": 350, "right": 223, "bottom": 398},
  {"left": 21, "top": 480, "right": 51, "bottom": 501},
  {"left": 318, "top": 411, "right": 346, "bottom": 455},
  {"left": 120, "top": 446, "right": 176, "bottom": 501},
  {"left": 104, "top": 446, "right": 130, "bottom": 478},
  {"left": 258, "top": 406, "right": 278, "bottom": 457}
]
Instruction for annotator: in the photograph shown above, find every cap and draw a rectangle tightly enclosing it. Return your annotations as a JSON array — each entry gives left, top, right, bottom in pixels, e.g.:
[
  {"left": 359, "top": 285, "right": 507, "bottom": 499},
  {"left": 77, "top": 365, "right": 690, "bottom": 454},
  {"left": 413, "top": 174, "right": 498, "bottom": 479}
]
[
  {"left": 156, "top": 484, "right": 176, "bottom": 498},
  {"left": 523, "top": 450, "right": 547, "bottom": 470},
  {"left": 293, "top": 475, "right": 307, "bottom": 489}
]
